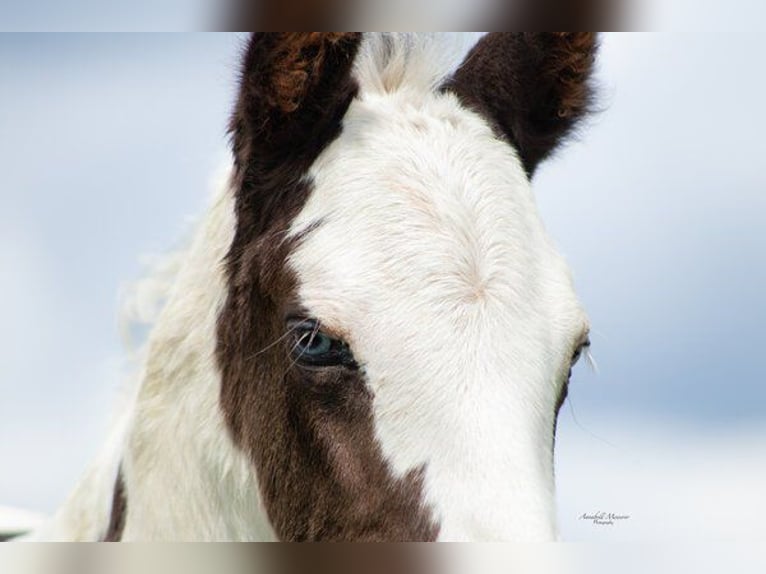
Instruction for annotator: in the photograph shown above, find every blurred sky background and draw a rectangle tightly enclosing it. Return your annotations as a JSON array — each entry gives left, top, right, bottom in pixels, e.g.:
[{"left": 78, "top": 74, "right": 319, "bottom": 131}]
[{"left": 1, "top": 33, "right": 765, "bottom": 541}]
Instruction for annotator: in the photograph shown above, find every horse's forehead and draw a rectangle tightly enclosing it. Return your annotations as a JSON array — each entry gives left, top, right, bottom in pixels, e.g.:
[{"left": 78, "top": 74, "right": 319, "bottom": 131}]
[
  {"left": 296, "top": 94, "right": 533, "bottom": 251},
  {"left": 289, "top": 90, "right": 578, "bottom": 323}
]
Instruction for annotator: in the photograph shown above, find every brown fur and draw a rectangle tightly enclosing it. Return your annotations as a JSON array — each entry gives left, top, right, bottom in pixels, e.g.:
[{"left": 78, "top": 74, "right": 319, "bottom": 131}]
[
  {"left": 102, "top": 469, "right": 127, "bottom": 542},
  {"left": 260, "top": 33, "right": 352, "bottom": 113},
  {"left": 444, "top": 32, "right": 598, "bottom": 176},
  {"left": 218, "top": 33, "right": 438, "bottom": 541},
  {"left": 229, "top": 33, "right": 361, "bottom": 179}
]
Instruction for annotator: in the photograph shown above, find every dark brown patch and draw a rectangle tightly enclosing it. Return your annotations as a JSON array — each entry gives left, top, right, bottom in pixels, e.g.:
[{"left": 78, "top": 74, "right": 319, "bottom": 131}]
[
  {"left": 217, "top": 33, "right": 438, "bottom": 541},
  {"left": 555, "top": 375, "right": 570, "bottom": 423},
  {"left": 444, "top": 32, "right": 598, "bottom": 177},
  {"left": 102, "top": 468, "right": 127, "bottom": 542},
  {"left": 552, "top": 374, "right": 570, "bottom": 450},
  {"left": 229, "top": 33, "right": 363, "bottom": 180}
]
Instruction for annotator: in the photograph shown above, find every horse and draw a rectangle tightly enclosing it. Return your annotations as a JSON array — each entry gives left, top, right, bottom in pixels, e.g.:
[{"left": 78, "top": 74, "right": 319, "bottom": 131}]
[{"left": 14, "top": 32, "right": 598, "bottom": 542}]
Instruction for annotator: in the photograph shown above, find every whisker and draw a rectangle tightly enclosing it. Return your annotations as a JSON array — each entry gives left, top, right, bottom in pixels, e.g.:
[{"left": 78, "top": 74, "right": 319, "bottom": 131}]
[
  {"left": 565, "top": 393, "right": 618, "bottom": 449},
  {"left": 244, "top": 322, "right": 302, "bottom": 362},
  {"left": 566, "top": 344, "right": 616, "bottom": 448},
  {"left": 308, "top": 320, "right": 321, "bottom": 346},
  {"left": 283, "top": 331, "right": 312, "bottom": 374},
  {"left": 584, "top": 348, "right": 599, "bottom": 375}
]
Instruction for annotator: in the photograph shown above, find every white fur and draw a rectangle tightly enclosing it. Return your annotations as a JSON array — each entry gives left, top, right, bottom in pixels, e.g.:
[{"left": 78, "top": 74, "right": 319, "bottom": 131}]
[
  {"left": 288, "top": 33, "right": 589, "bottom": 541},
  {"left": 29, "top": 174, "right": 275, "bottom": 541},
  {"left": 353, "top": 33, "right": 485, "bottom": 96},
  {"left": 27, "top": 33, "right": 587, "bottom": 542}
]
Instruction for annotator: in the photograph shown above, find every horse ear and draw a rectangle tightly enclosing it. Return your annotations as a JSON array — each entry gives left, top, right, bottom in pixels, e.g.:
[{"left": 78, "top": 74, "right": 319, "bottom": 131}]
[
  {"left": 229, "top": 33, "right": 363, "bottom": 173},
  {"left": 445, "top": 33, "right": 598, "bottom": 177}
]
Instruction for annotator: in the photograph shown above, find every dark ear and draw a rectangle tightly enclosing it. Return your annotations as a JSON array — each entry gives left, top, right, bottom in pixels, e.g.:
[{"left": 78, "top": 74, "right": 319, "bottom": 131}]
[
  {"left": 229, "top": 33, "right": 363, "bottom": 175},
  {"left": 444, "top": 33, "right": 598, "bottom": 177}
]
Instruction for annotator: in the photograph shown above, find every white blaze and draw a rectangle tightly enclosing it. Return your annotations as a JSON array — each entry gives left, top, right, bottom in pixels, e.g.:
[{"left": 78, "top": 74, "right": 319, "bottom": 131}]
[{"left": 288, "top": 35, "right": 588, "bottom": 541}]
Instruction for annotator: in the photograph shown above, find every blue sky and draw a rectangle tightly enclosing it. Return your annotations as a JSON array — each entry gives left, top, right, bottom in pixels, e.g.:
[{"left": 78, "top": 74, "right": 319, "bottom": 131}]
[
  {"left": 1, "top": 34, "right": 764, "bottom": 539},
  {"left": 0, "top": 1, "right": 211, "bottom": 31},
  {"left": 539, "top": 33, "right": 766, "bottom": 425}
]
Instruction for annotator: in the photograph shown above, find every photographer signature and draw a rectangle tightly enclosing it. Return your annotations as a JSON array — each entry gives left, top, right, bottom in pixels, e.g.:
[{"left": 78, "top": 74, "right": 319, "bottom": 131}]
[{"left": 578, "top": 512, "right": 631, "bottom": 526}]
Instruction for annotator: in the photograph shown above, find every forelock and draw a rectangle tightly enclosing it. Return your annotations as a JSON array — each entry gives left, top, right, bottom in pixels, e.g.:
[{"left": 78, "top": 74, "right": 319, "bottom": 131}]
[{"left": 353, "top": 33, "right": 485, "bottom": 96}]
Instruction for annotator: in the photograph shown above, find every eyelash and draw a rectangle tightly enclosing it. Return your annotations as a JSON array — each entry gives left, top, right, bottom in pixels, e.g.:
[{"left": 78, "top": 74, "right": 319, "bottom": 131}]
[
  {"left": 286, "top": 318, "right": 358, "bottom": 369},
  {"left": 571, "top": 339, "right": 590, "bottom": 366}
]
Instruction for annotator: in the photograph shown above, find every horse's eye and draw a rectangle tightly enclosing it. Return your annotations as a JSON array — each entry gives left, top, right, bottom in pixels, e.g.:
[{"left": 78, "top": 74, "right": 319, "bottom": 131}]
[
  {"left": 571, "top": 338, "right": 591, "bottom": 368},
  {"left": 288, "top": 319, "right": 357, "bottom": 369},
  {"left": 298, "top": 330, "right": 332, "bottom": 356}
]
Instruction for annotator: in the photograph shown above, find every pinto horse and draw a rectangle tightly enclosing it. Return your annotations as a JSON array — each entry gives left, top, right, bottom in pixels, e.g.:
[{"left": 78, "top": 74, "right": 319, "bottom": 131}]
[{"left": 18, "top": 33, "right": 597, "bottom": 541}]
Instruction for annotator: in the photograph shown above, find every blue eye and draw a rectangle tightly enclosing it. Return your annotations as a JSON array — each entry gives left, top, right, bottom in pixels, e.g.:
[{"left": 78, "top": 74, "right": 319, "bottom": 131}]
[
  {"left": 297, "top": 330, "right": 332, "bottom": 356},
  {"left": 288, "top": 319, "right": 357, "bottom": 369}
]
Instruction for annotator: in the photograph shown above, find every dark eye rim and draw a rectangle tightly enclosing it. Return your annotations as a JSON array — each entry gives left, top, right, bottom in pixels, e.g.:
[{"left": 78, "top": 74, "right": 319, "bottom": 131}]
[
  {"left": 557, "top": 338, "right": 591, "bottom": 419},
  {"left": 571, "top": 337, "right": 591, "bottom": 368},
  {"left": 286, "top": 317, "right": 358, "bottom": 370},
  {"left": 566, "top": 337, "right": 591, "bottom": 387}
]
